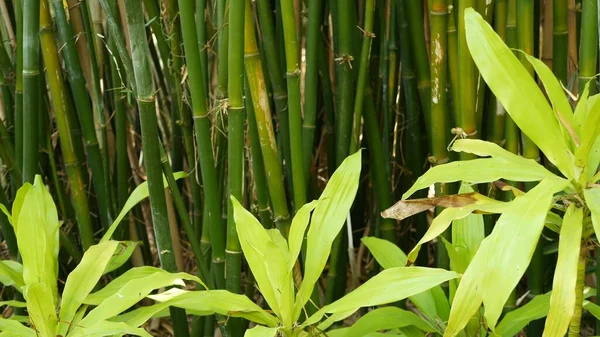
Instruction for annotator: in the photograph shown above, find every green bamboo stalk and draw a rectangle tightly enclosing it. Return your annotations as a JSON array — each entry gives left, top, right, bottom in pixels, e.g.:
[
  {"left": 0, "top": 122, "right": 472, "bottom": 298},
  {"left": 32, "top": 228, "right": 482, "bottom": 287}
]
[
  {"left": 404, "top": 0, "right": 432, "bottom": 131},
  {"left": 447, "top": 4, "right": 460, "bottom": 127},
  {"left": 485, "top": 0, "right": 507, "bottom": 145},
  {"left": 177, "top": 0, "right": 226, "bottom": 294},
  {"left": 216, "top": 0, "right": 229, "bottom": 103},
  {"left": 123, "top": 2, "right": 190, "bottom": 336},
  {"left": 255, "top": 0, "right": 293, "bottom": 198},
  {"left": 280, "top": 0, "right": 306, "bottom": 210},
  {"left": 349, "top": 0, "right": 375, "bottom": 153},
  {"left": 51, "top": 0, "right": 113, "bottom": 231},
  {"left": 195, "top": 0, "right": 209, "bottom": 94},
  {"left": 385, "top": 3, "right": 398, "bottom": 169},
  {"left": 578, "top": 0, "right": 598, "bottom": 94},
  {"left": 21, "top": 0, "right": 40, "bottom": 183},
  {"left": 554, "top": 0, "right": 568, "bottom": 84},
  {"left": 40, "top": 0, "right": 95, "bottom": 250},
  {"left": 13, "top": 0, "right": 22, "bottom": 179},
  {"left": 505, "top": 0, "right": 519, "bottom": 156},
  {"left": 226, "top": 0, "right": 246, "bottom": 334},
  {"left": 302, "top": 0, "right": 322, "bottom": 179},
  {"left": 243, "top": 0, "right": 291, "bottom": 233},
  {"left": 457, "top": 0, "right": 478, "bottom": 151}
]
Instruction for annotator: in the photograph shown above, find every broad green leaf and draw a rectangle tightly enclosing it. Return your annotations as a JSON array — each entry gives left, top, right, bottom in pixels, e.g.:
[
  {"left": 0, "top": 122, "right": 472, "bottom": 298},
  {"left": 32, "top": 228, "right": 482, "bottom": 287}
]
[
  {"left": 545, "top": 211, "right": 563, "bottom": 233},
  {"left": 0, "top": 318, "right": 34, "bottom": 337},
  {"left": 407, "top": 194, "right": 507, "bottom": 264},
  {"left": 584, "top": 300, "right": 600, "bottom": 320},
  {"left": 148, "top": 288, "right": 279, "bottom": 327},
  {"left": 58, "top": 241, "right": 120, "bottom": 336},
  {"left": 584, "top": 188, "right": 600, "bottom": 238},
  {"left": 232, "top": 197, "right": 291, "bottom": 323},
  {"left": 464, "top": 8, "right": 574, "bottom": 179},
  {"left": 101, "top": 172, "right": 188, "bottom": 242},
  {"left": 402, "top": 158, "right": 557, "bottom": 200},
  {"left": 0, "top": 332, "right": 29, "bottom": 337},
  {"left": 451, "top": 185, "right": 485, "bottom": 268},
  {"left": 243, "top": 326, "right": 279, "bottom": 337},
  {"left": 111, "top": 302, "right": 178, "bottom": 327},
  {"left": 0, "top": 260, "right": 24, "bottom": 291},
  {"left": 444, "top": 178, "right": 569, "bottom": 337},
  {"left": 103, "top": 241, "right": 140, "bottom": 274},
  {"left": 17, "top": 176, "right": 61, "bottom": 304},
  {"left": 287, "top": 200, "right": 318, "bottom": 271},
  {"left": 543, "top": 205, "right": 582, "bottom": 337},
  {"left": 575, "top": 95, "right": 600, "bottom": 170},
  {"left": 587, "top": 135, "right": 600, "bottom": 181},
  {"left": 573, "top": 80, "right": 591, "bottom": 129},
  {"left": 0, "top": 301, "right": 26, "bottom": 308},
  {"left": 10, "top": 183, "right": 31, "bottom": 232},
  {"left": 80, "top": 270, "right": 202, "bottom": 325},
  {"left": 326, "top": 307, "right": 435, "bottom": 337},
  {"left": 522, "top": 53, "right": 577, "bottom": 148},
  {"left": 23, "top": 282, "right": 57, "bottom": 337},
  {"left": 316, "top": 309, "right": 357, "bottom": 331},
  {"left": 496, "top": 292, "right": 550, "bottom": 337},
  {"left": 303, "top": 267, "right": 459, "bottom": 327},
  {"left": 67, "top": 320, "right": 152, "bottom": 337},
  {"left": 361, "top": 236, "right": 450, "bottom": 322},
  {"left": 294, "top": 150, "right": 362, "bottom": 321}
]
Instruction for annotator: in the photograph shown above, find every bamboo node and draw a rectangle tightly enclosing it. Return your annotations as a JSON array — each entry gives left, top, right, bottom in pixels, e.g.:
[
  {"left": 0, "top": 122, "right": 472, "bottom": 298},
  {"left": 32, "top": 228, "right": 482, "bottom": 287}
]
[
  {"left": 447, "top": 127, "right": 477, "bottom": 151},
  {"left": 334, "top": 54, "right": 354, "bottom": 69},
  {"left": 357, "top": 26, "right": 375, "bottom": 39}
]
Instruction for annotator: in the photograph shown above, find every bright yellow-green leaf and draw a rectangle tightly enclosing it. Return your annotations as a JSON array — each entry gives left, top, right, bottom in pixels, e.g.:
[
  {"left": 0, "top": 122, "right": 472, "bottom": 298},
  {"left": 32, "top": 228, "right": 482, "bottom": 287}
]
[
  {"left": 101, "top": 172, "right": 188, "bottom": 242},
  {"left": 80, "top": 270, "right": 202, "bottom": 325},
  {"left": 294, "top": 150, "right": 362, "bottom": 321},
  {"left": 66, "top": 320, "right": 152, "bottom": 337},
  {"left": 58, "top": 241, "right": 120, "bottom": 336},
  {"left": 232, "top": 196, "right": 291, "bottom": 323},
  {"left": 103, "top": 241, "right": 140, "bottom": 274},
  {"left": 587, "top": 136, "right": 600, "bottom": 182},
  {"left": 464, "top": 8, "right": 574, "bottom": 179},
  {"left": 23, "top": 282, "right": 57, "bottom": 337},
  {"left": 0, "top": 317, "right": 34, "bottom": 336},
  {"left": 84, "top": 267, "right": 167, "bottom": 305},
  {"left": 583, "top": 300, "right": 600, "bottom": 320},
  {"left": 10, "top": 183, "right": 31, "bottom": 232},
  {"left": 287, "top": 200, "right": 318, "bottom": 272},
  {"left": 148, "top": 288, "right": 279, "bottom": 327},
  {"left": 575, "top": 95, "right": 600, "bottom": 171},
  {"left": 407, "top": 194, "right": 507, "bottom": 264},
  {"left": 402, "top": 158, "right": 556, "bottom": 200},
  {"left": 0, "top": 301, "right": 26, "bottom": 308},
  {"left": 444, "top": 178, "right": 569, "bottom": 337},
  {"left": 0, "top": 204, "right": 11, "bottom": 226},
  {"left": 0, "top": 260, "right": 24, "bottom": 291},
  {"left": 17, "top": 176, "right": 60, "bottom": 302},
  {"left": 361, "top": 236, "right": 450, "bottom": 322},
  {"left": 243, "top": 326, "right": 279, "bottom": 337},
  {"left": 451, "top": 185, "right": 485, "bottom": 270},
  {"left": 496, "top": 292, "right": 551, "bottom": 336},
  {"left": 303, "top": 267, "right": 459, "bottom": 327},
  {"left": 326, "top": 307, "right": 436, "bottom": 337},
  {"left": 543, "top": 205, "right": 582, "bottom": 337},
  {"left": 573, "top": 80, "right": 591, "bottom": 129},
  {"left": 584, "top": 188, "right": 600, "bottom": 238}
]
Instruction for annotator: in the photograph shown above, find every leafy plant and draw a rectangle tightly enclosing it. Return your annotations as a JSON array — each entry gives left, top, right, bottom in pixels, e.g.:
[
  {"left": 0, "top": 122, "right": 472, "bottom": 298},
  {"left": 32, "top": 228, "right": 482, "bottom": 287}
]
[
  {"left": 383, "top": 8, "right": 600, "bottom": 337},
  {"left": 143, "top": 151, "right": 459, "bottom": 337},
  {"left": 0, "top": 175, "right": 202, "bottom": 337}
]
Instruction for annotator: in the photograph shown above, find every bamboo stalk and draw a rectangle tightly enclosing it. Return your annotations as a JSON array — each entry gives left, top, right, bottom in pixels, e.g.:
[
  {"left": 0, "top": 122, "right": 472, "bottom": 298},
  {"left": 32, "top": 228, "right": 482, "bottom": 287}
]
[
  {"left": 21, "top": 0, "right": 40, "bottom": 183},
  {"left": 13, "top": 0, "right": 22, "bottom": 177},
  {"left": 40, "top": 0, "right": 95, "bottom": 250},
  {"left": 485, "top": 0, "right": 507, "bottom": 145},
  {"left": 457, "top": 0, "right": 478, "bottom": 151},
  {"left": 553, "top": 0, "right": 568, "bottom": 84},
  {"left": 51, "top": 0, "right": 113, "bottom": 231},
  {"left": 123, "top": 1, "right": 190, "bottom": 336},
  {"left": 578, "top": 0, "right": 598, "bottom": 94}
]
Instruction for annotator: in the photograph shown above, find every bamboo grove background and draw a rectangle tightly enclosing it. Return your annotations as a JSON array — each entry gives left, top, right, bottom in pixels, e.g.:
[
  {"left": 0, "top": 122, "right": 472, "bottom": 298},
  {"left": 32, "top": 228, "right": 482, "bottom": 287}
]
[{"left": 0, "top": 0, "right": 598, "bottom": 336}]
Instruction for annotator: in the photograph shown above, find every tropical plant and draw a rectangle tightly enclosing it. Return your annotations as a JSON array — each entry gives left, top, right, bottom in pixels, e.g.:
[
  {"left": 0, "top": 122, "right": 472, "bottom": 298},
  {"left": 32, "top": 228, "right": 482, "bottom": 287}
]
[
  {"left": 0, "top": 175, "right": 203, "bottom": 337},
  {"left": 139, "top": 151, "right": 459, "bottom": 337},
  {"left": 382, "top": 8, "right": 600, "bottom": 337}
]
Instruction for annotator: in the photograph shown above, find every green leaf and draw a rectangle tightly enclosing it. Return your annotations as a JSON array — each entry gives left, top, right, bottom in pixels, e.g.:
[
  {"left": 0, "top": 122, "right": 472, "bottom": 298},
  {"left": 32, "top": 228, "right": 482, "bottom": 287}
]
[
  {"left": 584, "top": 188, "right": 600, "bottom": 238},
  {"left": 0, "top": 317, "right": 34, "bottom": 337},
  {"left": 80, "top": 269, "right": 202, "bottom": 325},
  {"left": 464, "top": 8, "right": 575, "bottom": 179},
  {"left": 58, "top": 241, "right": 120, "bottom": 336},
  {"left": 103, "top": 241, "right": 140, "bottom": 274},
  {"left": 0, "top": 204, "right": 11, "bottom": 226},
  {"left": 575, "top": 95, "right": 600, "bottom": 171},
  {"left": 444, "top": 178, "right": 569, "bottom": 337},
  {"left": 407, "top": 193, "right": 506, "bottom": 264},
  {"left": 287, "top": 200, "right": 319, "bottom": 271},
  {"left": 573, "top": 80, "right": 591, "bottom": 129},
  {"left": 101, "top": 172, "right": 188, "bottom": 242},
  {"left": 451, "top": 185, "right": 485, "bottom": 270},
  {"left": 496, "top": 292, "right": 551, "bottom": 337},
  {"left": 0, "top": 301, "right": 26, "bottom": 308},
  {"left": 148, "top": 288, "right": 279, "bottom": 327},
  {"left": 402, "top": 158, "right": 557, "bottom": 200},
  {"left": 361, "top": 237, "right": 450, "bottom": 322},
  {"left": 243, "top": 326, "right": 279, "bottom": 337},
  {"left": 303, "top": 267, "right": 459, "bottom": 327},
  {"left": 10, "top": 183, "right": 31, "bottom": 232},
  {"left": 587, "top": 136, "right": 600, "bottom": 182},
  {"left": 584, "top": 300, "right": 600, "bottom": 320},
  {"left": 544, "top": 204, "right": 582, "bottom": 337},
  {"left": 326, "top": 307, "right": 435, "bottom": 337},
  {"left": 0, "top": 260, "right": 24, "bottom": 291},
  {"left": 66, "top": 320, "right": 152, "bottom": 337},
  {"left": 110, "top": 302, "right": 174, "bottom": 327},
  {"left": 23, "top": 282, "right": 57, "bottom": 337},
  {"left": 294, "top": 150, "right": 362, "bottom": 321},
  {"left": 232, "top": 196, "right": 291, "bottom": 324}
]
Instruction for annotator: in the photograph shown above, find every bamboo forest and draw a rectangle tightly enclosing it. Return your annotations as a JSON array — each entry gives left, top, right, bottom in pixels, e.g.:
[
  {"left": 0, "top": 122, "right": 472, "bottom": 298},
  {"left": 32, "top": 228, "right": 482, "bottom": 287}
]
[{"left": 1, "top": 0, "right": 600, "bottom": 336}]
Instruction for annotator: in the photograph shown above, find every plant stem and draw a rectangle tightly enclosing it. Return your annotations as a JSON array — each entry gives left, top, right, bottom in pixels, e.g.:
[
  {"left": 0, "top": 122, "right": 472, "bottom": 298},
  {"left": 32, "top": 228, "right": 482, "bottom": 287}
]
[{"left": 578, "top": 0, "right": 598, "bottom": 94}]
